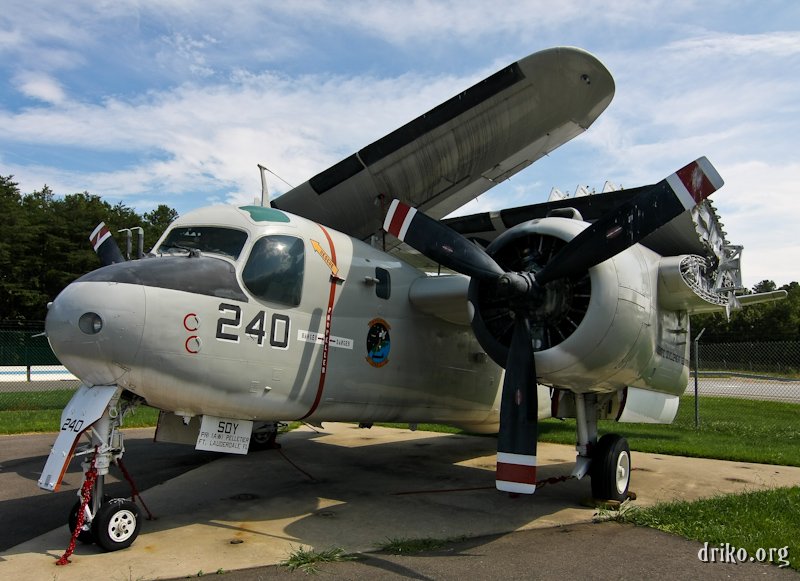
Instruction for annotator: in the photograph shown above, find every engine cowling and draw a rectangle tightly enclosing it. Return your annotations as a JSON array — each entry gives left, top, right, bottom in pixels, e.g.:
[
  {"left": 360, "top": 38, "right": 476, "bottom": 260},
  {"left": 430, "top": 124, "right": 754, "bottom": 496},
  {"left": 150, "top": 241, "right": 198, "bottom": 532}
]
[{"left": 469, "top": 216, "right": 663, "bottom": 392}]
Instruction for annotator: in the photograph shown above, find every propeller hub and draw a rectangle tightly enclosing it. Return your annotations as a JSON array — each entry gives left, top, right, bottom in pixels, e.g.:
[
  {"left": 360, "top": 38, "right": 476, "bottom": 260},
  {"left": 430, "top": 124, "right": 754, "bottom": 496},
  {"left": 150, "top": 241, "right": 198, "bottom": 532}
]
[{"left": 469, "top": 228, "right": 592, "bottom": 366}]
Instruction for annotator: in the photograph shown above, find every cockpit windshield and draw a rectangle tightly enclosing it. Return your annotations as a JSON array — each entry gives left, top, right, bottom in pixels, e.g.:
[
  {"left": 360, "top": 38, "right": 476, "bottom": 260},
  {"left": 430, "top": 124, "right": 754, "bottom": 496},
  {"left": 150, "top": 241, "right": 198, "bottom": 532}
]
[{"left": 158, "top": 227, "right": 248, "bottom": 260}]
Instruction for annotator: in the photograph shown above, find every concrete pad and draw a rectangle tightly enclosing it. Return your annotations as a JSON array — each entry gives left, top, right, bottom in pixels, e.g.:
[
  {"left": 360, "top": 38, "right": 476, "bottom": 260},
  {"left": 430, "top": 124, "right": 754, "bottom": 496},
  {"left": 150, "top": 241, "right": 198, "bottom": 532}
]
[{"left": 1, "top": 423, "right": 799, "bottom": 580}]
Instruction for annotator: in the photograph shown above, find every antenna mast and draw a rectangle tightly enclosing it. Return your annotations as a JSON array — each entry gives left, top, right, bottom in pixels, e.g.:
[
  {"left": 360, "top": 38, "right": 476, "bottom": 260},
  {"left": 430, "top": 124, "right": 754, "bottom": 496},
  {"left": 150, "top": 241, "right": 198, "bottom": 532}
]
[{"left": 258, "top": 164, "right": 269, "bottom": 207}]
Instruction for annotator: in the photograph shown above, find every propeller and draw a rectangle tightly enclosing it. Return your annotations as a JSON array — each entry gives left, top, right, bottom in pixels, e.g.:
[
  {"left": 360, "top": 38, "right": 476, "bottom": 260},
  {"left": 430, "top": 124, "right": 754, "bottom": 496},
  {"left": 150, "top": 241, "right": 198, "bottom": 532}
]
[
  {"left": 89, "top": 222, "right": 125, "bottom": 266},
  {"left": 383, "top": 157, "right": 722, "bottom": 494}
]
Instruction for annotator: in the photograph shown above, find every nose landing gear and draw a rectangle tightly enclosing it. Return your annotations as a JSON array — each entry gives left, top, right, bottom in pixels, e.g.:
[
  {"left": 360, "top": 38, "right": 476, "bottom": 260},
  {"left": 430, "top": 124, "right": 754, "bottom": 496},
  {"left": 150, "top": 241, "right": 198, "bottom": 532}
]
[{"left": 45, "top": 386, "right": 147, "bottom": 563}]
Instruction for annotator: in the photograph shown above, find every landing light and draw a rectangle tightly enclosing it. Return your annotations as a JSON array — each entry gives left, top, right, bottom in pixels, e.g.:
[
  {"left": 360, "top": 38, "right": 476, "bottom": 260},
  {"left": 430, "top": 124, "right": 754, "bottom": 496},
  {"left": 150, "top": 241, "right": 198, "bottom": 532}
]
[{"left": 78, "top": 312, "right": 103, "bottom": 335}]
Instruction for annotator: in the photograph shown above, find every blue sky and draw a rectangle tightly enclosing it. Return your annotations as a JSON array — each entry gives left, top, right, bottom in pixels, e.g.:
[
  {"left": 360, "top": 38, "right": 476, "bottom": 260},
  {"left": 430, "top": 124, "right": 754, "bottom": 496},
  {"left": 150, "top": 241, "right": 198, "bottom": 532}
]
[{"left": 1, "top": 1, "right": 799, "bottom": 287}]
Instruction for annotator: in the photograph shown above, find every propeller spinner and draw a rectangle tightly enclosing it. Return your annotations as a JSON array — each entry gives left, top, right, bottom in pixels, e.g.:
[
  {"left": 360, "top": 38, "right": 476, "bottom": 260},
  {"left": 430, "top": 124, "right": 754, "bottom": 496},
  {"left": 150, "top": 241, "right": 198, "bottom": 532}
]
[{"left": 383, "top": 157, "right": 722, "bottom": 494}]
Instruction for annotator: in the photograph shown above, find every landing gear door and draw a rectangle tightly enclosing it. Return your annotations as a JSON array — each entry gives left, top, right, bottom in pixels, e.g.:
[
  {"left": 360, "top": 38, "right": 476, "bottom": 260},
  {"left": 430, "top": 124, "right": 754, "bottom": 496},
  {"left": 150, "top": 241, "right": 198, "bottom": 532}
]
[{"left": 38, "top": 384, "right": 119, "bottom": 492}]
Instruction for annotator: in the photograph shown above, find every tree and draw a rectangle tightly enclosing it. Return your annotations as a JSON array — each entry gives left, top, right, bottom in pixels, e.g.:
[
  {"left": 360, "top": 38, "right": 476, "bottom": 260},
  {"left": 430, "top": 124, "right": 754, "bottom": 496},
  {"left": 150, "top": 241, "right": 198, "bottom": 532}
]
[
  {"left": 0, "top": 178, "right": 179, "bottom": 322},
  {"left": 691, "top": 280, "right": 800, "bottom": 341},
  {"left": 142, "top": 205, "right": 179, "bottom": 250},
  {"left": 0, "top": 176, "right": 33, "bottom": 319}
]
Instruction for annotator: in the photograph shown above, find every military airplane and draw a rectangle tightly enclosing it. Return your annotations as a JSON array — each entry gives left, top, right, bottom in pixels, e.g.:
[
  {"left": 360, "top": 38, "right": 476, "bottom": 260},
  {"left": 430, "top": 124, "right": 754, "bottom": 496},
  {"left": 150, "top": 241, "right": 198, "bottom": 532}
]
[{"left": 38, "top": 47, "right": 785, "bottom": 552}]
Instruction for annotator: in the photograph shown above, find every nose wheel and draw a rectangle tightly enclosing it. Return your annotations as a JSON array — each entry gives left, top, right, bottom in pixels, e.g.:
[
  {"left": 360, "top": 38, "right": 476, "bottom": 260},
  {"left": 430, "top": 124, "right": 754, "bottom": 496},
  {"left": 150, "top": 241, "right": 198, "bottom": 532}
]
[{"left": 92, "top": 498, "right": 142, "bottom": 551}]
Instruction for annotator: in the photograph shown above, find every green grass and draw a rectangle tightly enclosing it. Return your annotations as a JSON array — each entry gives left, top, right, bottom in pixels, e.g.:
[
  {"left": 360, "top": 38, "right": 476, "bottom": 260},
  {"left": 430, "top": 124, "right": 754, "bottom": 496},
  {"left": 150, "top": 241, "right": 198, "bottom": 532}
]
[
  {"left": 376, "top": 536, "right": 451, "bottom": 554},
  {"left": 536, "top": 396, "right": 800, "bottom": 466},
  {"left": 2, "top": 392, "right": 798, "bottom": 468},
  {"left": 0, "top": 389, "right": 159, "bottom": 434},
  {"left": 619, "top": 487, "right": 799, "bottom": 570},
  {"left": 378, "top": 396, "right": 800, "bottom": 467},
  {"left": 280, "top": 546, "right": 355, "bottom": 574}
]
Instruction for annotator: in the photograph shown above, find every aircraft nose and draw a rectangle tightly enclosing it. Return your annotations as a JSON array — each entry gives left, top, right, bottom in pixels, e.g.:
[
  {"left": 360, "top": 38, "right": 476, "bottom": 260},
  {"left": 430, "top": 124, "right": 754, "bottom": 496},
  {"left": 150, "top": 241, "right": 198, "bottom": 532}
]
[{"left": 45, "top": 281, "right": 145, "bottom": 386}]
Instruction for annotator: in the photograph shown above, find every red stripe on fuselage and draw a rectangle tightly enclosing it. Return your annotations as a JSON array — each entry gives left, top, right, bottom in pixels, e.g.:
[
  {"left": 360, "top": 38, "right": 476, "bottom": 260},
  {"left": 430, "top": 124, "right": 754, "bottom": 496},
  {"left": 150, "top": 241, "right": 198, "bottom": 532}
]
[{"left": 299, "top": 224, "right": 338, "bottom": 420}]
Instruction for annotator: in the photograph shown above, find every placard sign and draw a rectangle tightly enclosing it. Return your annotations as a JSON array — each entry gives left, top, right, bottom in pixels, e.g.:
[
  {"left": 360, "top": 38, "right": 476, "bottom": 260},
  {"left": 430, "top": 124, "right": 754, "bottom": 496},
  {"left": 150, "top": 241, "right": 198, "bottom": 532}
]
[{"left": 195, "top": 415, "right": 253, "bottom": 455}]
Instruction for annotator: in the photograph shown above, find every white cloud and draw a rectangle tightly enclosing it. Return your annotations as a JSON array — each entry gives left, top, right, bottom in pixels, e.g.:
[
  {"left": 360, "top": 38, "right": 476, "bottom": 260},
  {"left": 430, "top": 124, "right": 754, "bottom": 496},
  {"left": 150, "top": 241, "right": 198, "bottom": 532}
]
[
  {"left": 3, "top": 66, "right": 477, "bottom": 209},
  {"left": 13, "top": 72, "right": 67, "bottom": 104},
  {"left": 157, "top": 33, "right": 218, "bottom": 78},
  {"left": 666, "top": 31, "right": 800, "bottom": 57},
  {"left": 1, "top": 0, "right": 799, "bottom": 290}
]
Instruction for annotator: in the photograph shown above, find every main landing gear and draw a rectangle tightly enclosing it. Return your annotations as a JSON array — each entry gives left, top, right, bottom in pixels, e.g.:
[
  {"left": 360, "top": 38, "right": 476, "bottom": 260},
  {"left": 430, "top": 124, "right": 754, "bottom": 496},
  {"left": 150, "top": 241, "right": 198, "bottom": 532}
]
[
  {"left": 66, "top": 390, "right": 144, "bottom": 552},
  {"left": 572, "top": 393, "right": 631, "bottom": 502},
  {"left": 250, "top": 421, "right": 284, "bottom": 450}
]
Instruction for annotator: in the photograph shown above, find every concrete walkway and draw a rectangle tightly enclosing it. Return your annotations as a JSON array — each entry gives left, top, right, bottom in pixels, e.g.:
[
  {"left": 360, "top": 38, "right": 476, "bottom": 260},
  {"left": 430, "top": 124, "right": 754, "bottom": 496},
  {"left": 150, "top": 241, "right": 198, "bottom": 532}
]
[{"left": 1, "top": 423, "right": 798, "bottom": 580}]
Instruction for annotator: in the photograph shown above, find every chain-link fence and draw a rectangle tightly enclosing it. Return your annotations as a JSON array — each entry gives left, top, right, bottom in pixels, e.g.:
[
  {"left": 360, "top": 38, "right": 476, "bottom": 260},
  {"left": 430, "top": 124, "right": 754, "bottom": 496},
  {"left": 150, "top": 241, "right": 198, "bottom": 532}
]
[
  {"left": 0, "top": 324, "right": 80, "bottom": 420},
  {"left": 680, "top": 339, "right": 800, "bottom": 430},
  {"left": 2, "top": 322, "right": 799, "bottom": 433}
]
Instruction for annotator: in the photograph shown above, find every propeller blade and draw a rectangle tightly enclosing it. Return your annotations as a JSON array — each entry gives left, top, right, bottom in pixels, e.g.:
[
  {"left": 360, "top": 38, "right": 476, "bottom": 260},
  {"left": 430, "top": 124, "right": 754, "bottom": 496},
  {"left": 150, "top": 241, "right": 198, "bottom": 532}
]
[
  {"left": 496, "top": 316, "right": 539, "bottom": 494},
  {"left": 383, "top": 200, "right": 505, "bottom": 281},
  {"left": 89, "top": 222, "right": 125, "bottom": 266},
  {"left": 535, "top": 157, "right": 723, "bottom": 285}
]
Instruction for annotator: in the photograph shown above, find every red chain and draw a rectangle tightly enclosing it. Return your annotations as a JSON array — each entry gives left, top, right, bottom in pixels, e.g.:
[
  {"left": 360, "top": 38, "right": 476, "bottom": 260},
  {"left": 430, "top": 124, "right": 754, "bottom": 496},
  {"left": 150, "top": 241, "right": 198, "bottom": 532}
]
[
  {"left": 56, "top": 445, "right": 99, "bottom": 566},
  {"left": 116, "top": 458, "right": 155, "bottom": 520},
  {"left": 535, "top": 474, "right": 575, "bottom": 489}
]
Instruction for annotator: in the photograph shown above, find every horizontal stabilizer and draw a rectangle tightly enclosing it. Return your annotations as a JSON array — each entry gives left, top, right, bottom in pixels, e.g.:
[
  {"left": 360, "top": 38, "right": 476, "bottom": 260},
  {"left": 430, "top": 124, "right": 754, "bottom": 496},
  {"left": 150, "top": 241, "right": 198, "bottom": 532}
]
[{"left": 736, "top": 290, "right": 788, "bottom": 307}]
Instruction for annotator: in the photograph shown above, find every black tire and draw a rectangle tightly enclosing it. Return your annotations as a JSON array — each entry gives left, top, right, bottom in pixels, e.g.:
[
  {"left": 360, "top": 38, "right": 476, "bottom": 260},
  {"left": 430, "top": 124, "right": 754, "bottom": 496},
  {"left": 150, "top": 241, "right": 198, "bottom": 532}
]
[
  {"left": 92, "top": 498, "right": 141, "bottom": 551},
  {"left": 590, "top": 434, "right": 631, "bottom": 502},
  {"left": 250, "top": 430, "right": 280, "bottom": 451},
  {"left": 67, "top": 500, "right": 95, "bottom": 544}
]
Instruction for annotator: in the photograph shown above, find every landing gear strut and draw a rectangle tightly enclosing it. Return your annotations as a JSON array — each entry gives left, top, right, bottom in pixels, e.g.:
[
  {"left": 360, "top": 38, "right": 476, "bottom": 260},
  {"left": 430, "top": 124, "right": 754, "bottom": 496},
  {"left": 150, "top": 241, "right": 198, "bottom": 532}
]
[{"left": 572, "top": 393, "right": 631, "bottom": 502}]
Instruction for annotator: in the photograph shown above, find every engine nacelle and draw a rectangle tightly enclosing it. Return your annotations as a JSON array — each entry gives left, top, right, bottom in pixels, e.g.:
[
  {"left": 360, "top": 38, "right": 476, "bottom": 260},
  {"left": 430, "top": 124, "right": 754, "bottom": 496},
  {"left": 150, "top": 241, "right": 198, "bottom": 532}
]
[{"left": 470, "top": 217, "right": 689, "bottom": 395}]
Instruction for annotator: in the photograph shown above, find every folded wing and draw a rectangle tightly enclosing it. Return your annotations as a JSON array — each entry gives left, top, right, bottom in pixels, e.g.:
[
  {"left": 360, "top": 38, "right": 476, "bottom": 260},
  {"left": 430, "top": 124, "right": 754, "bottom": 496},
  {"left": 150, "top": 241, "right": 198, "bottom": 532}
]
[{"left": 273, "top": 47, "right": 615, "bottom": 242}]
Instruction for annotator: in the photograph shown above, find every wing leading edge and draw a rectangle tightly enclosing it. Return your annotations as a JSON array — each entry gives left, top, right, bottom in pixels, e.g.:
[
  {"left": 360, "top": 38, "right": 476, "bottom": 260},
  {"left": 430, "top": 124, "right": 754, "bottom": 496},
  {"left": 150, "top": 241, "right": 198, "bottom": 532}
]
[{"left": 273, "top": 47, "right": 615, "bottom": 242}]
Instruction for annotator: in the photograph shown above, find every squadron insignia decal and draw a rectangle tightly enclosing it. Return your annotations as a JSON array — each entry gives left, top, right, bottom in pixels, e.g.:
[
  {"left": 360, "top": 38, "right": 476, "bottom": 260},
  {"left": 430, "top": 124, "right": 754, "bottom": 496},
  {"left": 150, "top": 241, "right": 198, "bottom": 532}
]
[{"left": 366, "top": 318, "right": 391, "bottom": 367}]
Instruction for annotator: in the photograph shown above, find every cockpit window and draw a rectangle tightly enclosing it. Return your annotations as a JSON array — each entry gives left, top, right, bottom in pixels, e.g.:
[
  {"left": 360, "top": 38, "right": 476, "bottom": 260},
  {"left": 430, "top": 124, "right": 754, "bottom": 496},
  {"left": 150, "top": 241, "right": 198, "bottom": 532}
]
[
  {"left": 158, "top": 227, "right": 248, "bottom": 260},
  {"left": 242, "top": 235, "right": 304, "bottom": 306}
]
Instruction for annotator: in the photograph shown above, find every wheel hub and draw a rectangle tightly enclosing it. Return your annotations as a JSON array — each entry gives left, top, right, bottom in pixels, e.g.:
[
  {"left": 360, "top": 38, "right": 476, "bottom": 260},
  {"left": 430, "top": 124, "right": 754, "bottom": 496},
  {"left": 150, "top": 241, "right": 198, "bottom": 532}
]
[{"left": 107, "top": 509, "right": 137, "bottom": 542}]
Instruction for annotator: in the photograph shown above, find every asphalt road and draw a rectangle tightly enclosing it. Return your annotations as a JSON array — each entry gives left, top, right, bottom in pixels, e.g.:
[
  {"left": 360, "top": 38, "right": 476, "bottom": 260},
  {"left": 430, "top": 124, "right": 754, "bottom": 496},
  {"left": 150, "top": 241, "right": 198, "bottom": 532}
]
[
  {"left": 685, "top": 376, "right": 800, "bottom": 403},
  {"left": 0, "top": 428, "right": 219, "bottom": 552},
  {"left": 194, "top": 523, "right": 796, "bottom": 581}
]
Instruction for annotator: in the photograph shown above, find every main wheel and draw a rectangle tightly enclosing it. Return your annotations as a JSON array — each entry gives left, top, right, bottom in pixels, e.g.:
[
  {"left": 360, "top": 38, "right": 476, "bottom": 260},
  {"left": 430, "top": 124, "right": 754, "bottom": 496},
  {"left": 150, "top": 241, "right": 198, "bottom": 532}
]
[
  {"left": 590, "top": 434, "right": 631, "bottom": 502},
  {"left": 67, "top": 500, "right": 95, "bottom": 544},
  {"left": 251, "top": 429, "right": 280, "bottom": 450},
  {"left": 92, "top": 498, "right": 141, "bottom": 551}
]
